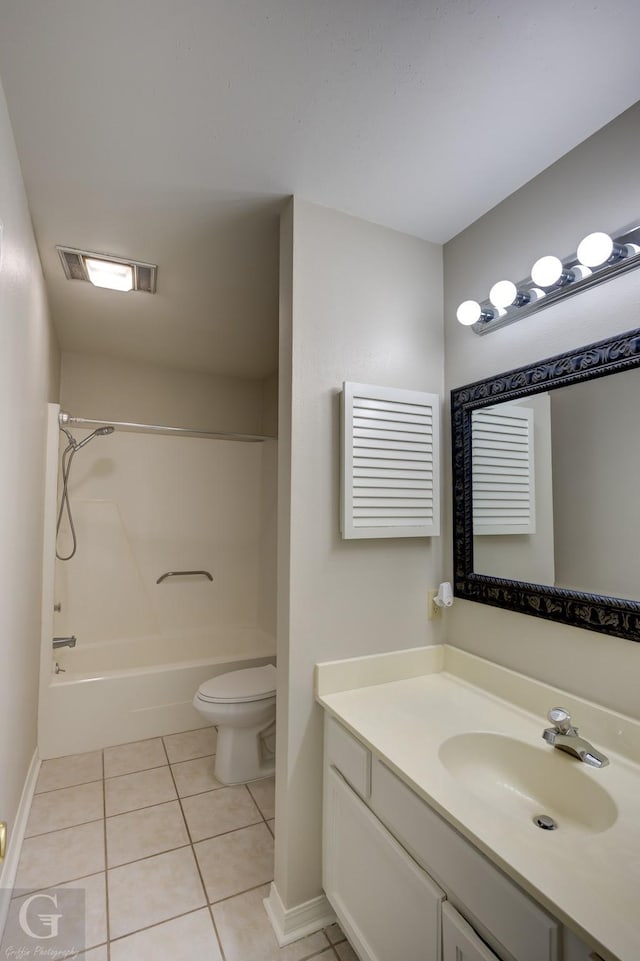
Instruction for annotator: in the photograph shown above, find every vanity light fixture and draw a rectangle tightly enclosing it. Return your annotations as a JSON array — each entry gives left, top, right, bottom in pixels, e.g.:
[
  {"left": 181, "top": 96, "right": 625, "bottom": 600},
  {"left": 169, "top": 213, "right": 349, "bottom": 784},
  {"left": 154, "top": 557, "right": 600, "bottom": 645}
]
[
  {"left": 56, "top": 246, "right": 157, "bottom": 293},
  {"left": 456, "top": 220, "right": 640, "bottom": 335}
]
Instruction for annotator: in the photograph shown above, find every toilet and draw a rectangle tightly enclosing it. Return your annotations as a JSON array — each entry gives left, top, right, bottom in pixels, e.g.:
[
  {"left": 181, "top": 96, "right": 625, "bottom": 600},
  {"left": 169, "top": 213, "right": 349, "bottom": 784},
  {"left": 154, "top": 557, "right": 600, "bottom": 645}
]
[{"left": 193, "top": 663, "right": 277, "bottom": 784}]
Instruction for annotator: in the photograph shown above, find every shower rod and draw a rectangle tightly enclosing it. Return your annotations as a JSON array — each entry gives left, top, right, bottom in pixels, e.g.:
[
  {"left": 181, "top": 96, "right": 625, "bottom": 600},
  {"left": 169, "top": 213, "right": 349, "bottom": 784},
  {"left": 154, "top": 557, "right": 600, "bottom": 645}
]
[{"left": 59, "top": 412, "right": 273, "bottom": 443}]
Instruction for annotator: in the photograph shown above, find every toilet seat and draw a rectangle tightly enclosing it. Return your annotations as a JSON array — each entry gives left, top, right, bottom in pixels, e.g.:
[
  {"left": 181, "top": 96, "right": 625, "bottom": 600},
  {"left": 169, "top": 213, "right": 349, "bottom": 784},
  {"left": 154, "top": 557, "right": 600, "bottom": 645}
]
[{"left": 197, "top": 664, "right": 277, "bottom": 704}]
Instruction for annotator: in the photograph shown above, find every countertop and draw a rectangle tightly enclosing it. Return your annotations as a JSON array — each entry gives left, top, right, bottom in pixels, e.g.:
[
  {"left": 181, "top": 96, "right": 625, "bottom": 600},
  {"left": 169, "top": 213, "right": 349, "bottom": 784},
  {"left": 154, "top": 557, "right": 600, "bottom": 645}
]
[{"left": 315, "top": 645, "right": 640, "bottom": 961}]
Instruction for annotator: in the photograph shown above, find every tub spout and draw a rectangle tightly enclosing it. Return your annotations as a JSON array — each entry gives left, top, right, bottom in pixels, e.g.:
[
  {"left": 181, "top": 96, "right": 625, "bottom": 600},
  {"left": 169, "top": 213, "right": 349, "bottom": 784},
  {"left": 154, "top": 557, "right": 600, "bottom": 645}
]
[{"left": 53, "top": 635, "right": 77, "bottom": 649}]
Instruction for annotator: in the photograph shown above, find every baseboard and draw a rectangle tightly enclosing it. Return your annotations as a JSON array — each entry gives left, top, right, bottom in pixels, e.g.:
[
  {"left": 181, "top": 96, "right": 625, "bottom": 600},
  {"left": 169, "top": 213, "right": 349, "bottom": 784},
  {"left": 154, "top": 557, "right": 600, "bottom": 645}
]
[
  {"left": 264, "top": 881, "right": 337, "bottom": 947},
  {"left": 0, "top": 750, "right": 41, "bottom": 942}
]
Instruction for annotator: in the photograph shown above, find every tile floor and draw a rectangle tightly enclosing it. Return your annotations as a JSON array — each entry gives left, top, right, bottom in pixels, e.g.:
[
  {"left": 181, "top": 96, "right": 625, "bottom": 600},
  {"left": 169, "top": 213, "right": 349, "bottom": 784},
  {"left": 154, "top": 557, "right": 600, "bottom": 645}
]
[{"left": 3, "top": 728, "right": 356, "bottom": 961}]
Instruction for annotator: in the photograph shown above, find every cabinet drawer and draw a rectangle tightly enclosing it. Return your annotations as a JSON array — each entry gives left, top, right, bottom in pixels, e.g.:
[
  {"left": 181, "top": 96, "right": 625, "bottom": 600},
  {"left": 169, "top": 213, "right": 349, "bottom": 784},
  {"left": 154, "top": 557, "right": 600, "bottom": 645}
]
[
  {"left": 325, "top": 716, "right": 371, "bottom": 798},
  {"left": 372, "top": 759, "right": 559, "bottom": 961}
]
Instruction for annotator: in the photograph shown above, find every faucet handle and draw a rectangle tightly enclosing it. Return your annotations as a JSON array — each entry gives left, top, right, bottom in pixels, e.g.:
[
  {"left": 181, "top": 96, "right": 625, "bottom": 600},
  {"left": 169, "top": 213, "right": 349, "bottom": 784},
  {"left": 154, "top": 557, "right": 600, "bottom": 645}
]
[{"left": 547, "top": 707, "right": 576, "bottom": 734}]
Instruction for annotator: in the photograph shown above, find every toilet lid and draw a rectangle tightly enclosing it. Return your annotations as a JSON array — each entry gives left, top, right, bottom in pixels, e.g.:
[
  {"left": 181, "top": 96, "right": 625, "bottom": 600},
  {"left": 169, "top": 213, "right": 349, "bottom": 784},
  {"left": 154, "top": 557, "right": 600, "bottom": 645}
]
[{"left": 197, "top": 664, "right": 277, "bottom": 703}]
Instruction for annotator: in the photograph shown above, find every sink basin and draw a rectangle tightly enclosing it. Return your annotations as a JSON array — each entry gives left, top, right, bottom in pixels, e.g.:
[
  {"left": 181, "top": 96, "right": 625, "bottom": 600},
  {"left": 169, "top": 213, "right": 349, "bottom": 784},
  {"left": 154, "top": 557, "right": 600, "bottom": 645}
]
[{"left": 439, "top": 732, "right": 618, "bottom": 834}]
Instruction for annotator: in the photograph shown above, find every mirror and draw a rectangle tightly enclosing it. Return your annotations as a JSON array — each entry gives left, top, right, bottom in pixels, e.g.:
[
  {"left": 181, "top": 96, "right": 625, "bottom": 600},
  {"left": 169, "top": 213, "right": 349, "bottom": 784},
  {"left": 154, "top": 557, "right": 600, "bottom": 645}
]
[{"left": 452, "top": 326, "right": 640, "bottom": 642}]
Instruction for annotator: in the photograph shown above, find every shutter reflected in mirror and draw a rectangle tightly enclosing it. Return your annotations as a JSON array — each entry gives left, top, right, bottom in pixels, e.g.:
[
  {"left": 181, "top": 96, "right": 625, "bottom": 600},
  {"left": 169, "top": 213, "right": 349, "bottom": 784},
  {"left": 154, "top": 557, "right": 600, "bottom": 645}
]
[
  {"left": 341, "top": 382, "right": 440, "bottom": 539},
  {"left": 472, "top": 405, "right": 535, "bottom": 535}
]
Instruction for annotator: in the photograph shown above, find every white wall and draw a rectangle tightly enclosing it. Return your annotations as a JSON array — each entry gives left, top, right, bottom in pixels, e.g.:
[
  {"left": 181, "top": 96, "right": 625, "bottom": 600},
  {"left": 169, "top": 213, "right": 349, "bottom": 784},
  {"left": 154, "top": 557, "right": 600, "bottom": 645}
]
[
  {"left": 60, "top": 351, "right": 267, "bottom": 435},
  {"left": 275, "top": 198, "right": 443, "bottom": 909},
  {"left": 0, "top": 77, "right": 59, "bottom": 875},
  {"left": 444, "top": 102, "right": 640, "bottom": 719},
  {"left": 258, "top": 373, "right": 278, "bottom": 636}
]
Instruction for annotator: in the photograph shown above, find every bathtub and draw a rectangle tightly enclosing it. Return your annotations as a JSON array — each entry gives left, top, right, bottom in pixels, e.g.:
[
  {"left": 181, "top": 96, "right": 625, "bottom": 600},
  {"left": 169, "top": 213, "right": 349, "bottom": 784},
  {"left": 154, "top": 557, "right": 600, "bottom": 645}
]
[{"left": 39, "top": 627, "right": 276, "bottom": 759}]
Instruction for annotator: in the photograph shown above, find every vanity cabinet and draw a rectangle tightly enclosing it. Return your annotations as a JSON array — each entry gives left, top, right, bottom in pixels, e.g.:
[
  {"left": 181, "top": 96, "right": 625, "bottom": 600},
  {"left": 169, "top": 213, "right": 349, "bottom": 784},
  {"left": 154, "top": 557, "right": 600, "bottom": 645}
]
[
  {"left": 325, "top": 766, "right": 445, "bottom": 961},
  {"left": 323, "top": 715, "right": 562, "bottom": 961}
]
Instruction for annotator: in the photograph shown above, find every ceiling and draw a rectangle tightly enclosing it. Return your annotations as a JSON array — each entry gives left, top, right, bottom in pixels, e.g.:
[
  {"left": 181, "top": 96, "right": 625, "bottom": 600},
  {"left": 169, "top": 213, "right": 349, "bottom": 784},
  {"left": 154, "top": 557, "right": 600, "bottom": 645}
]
[{"left": 1, "top": 1, "right": 639, "bottom": 379}]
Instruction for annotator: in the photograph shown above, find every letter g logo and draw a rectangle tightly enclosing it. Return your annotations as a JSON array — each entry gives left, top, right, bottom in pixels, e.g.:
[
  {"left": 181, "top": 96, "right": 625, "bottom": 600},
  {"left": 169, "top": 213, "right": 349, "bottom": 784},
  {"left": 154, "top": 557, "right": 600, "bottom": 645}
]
[{"left": 18, "top": 892, "right": 63, "bottom": 939}]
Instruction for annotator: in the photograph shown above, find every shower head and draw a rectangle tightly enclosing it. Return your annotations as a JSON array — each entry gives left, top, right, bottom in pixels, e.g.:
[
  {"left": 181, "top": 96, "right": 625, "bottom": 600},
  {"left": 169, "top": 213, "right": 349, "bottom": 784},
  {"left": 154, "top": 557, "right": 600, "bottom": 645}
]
[{"left": 73, "top": 425, "right": 115, "bottom": 449}]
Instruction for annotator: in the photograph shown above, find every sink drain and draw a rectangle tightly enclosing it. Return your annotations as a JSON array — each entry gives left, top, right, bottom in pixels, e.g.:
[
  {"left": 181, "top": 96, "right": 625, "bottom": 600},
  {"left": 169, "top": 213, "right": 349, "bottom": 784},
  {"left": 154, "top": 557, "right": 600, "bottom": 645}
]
[{"left": 533, "top": 814, "right": 558, "bottom": 830}]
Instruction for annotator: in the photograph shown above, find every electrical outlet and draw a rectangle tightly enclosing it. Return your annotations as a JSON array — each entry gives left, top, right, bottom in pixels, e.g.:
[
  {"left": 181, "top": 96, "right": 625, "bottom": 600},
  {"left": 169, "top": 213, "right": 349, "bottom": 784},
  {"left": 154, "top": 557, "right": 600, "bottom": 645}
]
[{"left": 427, "top": 590, "right": 441, "bottom": 620}]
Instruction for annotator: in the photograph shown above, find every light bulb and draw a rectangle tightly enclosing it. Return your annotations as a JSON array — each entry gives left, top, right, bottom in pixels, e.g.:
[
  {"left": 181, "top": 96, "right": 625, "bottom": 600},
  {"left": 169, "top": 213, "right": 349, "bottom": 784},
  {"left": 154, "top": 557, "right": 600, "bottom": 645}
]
[
  {"left": 489, "top": 280, "right": 518, "bottom": 309},
  {"left": 456, "top": 300, "right": 482, "bottom": 326},
  {"left": 571, "top": 263, "right": 592, "bottom": 281},
  {"left": 576, "top": 232, "right": 616, "bottom": 268},
  {"left": 531, "top": 255, "right": 563, "bottom": 287},
  {"left": 85, "top": 257, "right": 133, "bottom": 291}
]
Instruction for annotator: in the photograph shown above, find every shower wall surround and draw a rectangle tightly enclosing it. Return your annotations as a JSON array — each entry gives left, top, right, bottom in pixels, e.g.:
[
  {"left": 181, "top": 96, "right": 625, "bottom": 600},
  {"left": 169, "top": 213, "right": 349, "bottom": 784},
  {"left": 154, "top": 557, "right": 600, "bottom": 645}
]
[
  {"left": 54, "top": 429, "right": 267, "bottom": 642},
  {"left": 56, "top": 352, "right": 276, "bottom": 645}
]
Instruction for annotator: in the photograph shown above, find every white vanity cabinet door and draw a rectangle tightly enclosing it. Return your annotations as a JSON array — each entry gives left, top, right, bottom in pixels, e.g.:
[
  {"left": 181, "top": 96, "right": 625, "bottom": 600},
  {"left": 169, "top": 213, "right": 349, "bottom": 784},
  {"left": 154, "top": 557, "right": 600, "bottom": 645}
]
[
  {"left": 324, "top": 766, "right": 445, "bottom": 961},
  {"left": 442, "top": 904, "right": 501, "bottom": 961}
]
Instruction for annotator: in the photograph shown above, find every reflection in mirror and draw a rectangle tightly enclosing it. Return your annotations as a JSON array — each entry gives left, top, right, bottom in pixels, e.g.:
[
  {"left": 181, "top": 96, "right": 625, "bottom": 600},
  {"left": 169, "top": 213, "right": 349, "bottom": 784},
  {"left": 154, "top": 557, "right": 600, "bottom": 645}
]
[
  {"left": 550, "top": 369, "right": 639, "bottom": 599},
  {"left": 451, "top": 326, "right": 640, "bottom": 641},
  {"left": 473, "top": 394, "right": 555, "bottom": 586},
  {"left": 471, "top": 372, "right": 639, "bottom": 600}
]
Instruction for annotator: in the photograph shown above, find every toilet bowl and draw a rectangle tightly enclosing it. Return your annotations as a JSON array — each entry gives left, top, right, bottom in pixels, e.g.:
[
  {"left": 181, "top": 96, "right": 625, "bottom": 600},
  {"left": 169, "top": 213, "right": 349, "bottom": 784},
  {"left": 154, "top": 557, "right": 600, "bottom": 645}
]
[{"left": 193, "top": 664, "right": 277, "bottom": 784}]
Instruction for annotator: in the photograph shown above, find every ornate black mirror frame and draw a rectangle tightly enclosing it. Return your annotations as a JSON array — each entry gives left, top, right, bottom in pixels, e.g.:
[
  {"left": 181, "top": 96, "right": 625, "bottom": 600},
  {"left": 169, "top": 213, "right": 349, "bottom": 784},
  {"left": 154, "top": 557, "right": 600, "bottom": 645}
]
[{"left": 451, "top": 326, "right": 640, "bottom": 642}]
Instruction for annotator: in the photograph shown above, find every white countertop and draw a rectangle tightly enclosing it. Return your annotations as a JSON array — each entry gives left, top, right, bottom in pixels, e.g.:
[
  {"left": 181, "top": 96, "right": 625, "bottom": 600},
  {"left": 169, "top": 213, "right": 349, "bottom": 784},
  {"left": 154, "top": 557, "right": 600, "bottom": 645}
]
[{"left": 315, "top": 645, "right": 640, "bottom": 961}]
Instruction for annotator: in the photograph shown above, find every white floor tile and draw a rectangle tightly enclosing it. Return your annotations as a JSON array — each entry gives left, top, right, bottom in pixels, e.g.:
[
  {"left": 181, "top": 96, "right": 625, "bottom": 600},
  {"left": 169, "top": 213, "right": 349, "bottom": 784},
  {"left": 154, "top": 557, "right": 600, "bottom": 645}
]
[
  {"left": 37, "top": 752, "right": 103, "bottom": 794},
  {"left": 110, "top": 908, "right": 223, "bottom": 961},
  {"left": 181, "top": 785, "right": 261, "bottom": 842},
  {"left": 103, "top": 738, "right": 167, "bottom": 778},
  {"left": 248, "top": 776, "right": 276, "bottom": 819},
  {"left": 15, "top": 820, "right": 105, "bottom": 892},
  {"left": 26, "top": 781, "right": 104, "bottom": 837},
  {"left": 106, "top": 800, "right": 189, "bottom": 866},
  {"left": 163, "top": 726, "right": 217, "bottom": 763},
  {"left": 105, "top": 765, "right": 177, "bottom": 816},
  {"left": 325, "top": 922, "right": 346, "bottom": 944},
  {"left": 194, "top": 822, "right": 274, "bottom": 903},
  {"left": 171, "top": 755, "right": 224, "bottom": 797},
  {"left": 107, "top": 846, "right": 205, "bottom": 939},
  {"left": 73, "top": 947, "right": 108, "bottom": 961},
  {"left": 335, "top": 940, "right": 359, "bottom": 961}
]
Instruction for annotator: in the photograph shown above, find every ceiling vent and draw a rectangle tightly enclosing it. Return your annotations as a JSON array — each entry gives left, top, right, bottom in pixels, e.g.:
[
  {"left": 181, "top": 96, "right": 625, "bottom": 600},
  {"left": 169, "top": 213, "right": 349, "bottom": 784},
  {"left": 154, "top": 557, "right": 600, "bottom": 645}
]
[{"left": 56, "top": 246, "right": 157, "bottom": 293}]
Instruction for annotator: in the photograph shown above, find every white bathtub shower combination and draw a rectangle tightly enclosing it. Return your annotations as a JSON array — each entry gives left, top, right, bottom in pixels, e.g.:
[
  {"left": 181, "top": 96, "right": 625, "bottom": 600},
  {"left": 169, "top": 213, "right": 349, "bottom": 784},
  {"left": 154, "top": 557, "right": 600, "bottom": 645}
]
[{"left": 39, "top": 405, "right": 277, "bottom": 759}]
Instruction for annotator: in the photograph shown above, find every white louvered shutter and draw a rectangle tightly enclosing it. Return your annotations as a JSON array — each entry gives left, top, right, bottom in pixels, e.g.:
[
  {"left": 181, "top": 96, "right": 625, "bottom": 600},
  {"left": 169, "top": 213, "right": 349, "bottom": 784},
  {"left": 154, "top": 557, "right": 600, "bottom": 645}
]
[
  {"left": 472, "top": 404, "right": 536, "bottom": 535},
  {"left": 341, "top": 382, "right": 440, "bottom": 539}
]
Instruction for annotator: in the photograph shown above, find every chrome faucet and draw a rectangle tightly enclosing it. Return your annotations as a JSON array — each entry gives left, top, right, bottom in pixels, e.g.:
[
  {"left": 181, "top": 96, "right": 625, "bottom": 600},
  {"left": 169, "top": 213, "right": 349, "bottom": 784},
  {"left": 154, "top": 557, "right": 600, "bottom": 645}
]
[
  {"left": 542, "top": 707, "right": 609, "bottom": 768},
  {"left": 52, "top": 635, "right": 77, "bottom": 650}
]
